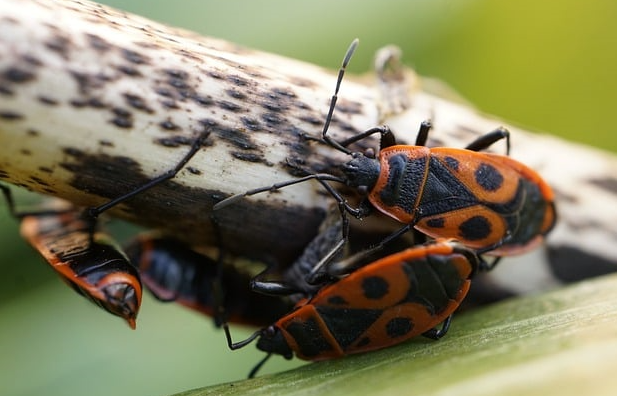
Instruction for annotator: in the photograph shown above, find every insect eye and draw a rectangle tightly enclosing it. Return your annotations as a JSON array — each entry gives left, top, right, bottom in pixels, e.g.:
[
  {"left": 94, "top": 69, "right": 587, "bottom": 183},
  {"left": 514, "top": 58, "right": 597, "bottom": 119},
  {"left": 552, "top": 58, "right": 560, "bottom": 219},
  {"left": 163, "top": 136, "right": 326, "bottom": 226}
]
[
  {"left": 264, "top": 326, "right": 277, "bottom": 337},
  {"left": 365, "top": 148, "right": 375, "bottom": 159}
]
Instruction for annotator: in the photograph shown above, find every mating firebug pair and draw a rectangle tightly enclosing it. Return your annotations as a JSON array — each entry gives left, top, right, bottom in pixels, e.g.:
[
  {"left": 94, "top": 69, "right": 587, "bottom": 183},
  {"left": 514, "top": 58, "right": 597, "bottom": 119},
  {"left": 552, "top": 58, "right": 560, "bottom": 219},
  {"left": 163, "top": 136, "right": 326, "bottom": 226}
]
[{"left": 212, "top": 39, "right": 556, "bottom": 375}]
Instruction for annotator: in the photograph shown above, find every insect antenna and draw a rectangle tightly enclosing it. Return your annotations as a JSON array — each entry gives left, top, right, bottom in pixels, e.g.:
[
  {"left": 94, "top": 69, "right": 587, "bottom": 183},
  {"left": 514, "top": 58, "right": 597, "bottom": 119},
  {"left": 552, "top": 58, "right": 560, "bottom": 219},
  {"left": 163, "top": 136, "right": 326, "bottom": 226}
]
[
  {"left": 213, "top": 173, "right": 346, "bottom": 211},
  {"left": 223, "top": 323, "right": 261, "bottom": 351}
]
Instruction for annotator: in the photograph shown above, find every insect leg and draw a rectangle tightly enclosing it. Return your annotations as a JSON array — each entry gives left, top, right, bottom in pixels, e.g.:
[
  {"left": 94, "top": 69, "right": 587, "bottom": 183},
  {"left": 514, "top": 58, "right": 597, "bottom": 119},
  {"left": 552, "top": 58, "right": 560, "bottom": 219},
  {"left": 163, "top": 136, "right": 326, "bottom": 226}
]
[
  {"left": 414, "top": 120, "right": 433, "bottom": 146},
  {"left": 338, "top": 125, "right": 395, "bottom": 149},
  {"left": 0, "top": 184, "right": 74, "bottom": 218},
  {"left": 422, "top": 315, "right": 452, "bottom": 340},
  {"left": 464, "top": 127, "right": 511, "bottom": 155},
  {"left": 89, "top": 131, "right": 209, "bottom": 218},
  {"left": 326, "top": 222, "right": 417, "bottom": 277},
  {"left": 248, "top": 353, "right": 273, "bottom": 379}
]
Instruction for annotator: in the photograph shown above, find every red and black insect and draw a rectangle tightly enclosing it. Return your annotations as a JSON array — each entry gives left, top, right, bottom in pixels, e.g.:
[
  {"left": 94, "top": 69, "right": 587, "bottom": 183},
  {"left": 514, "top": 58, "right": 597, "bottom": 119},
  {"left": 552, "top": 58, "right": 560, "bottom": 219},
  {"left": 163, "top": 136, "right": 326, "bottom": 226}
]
[
  {"left": 224, "top": 238, "right": 479, "bottom": 377},
  {"left": 125, "top": 234, "right": 293, "bottom": 328},
  {"left": 0, "top": 131, "right": 209, "bottom": 327},
  {"left": 1, "top": 186, "right": 141, "bottom": 328},
  {"left": 344, "top": 120, "right": 557, "bottom": 256},
  {"left": 215, "top": 39, "right": 556, "bottom": 258}
]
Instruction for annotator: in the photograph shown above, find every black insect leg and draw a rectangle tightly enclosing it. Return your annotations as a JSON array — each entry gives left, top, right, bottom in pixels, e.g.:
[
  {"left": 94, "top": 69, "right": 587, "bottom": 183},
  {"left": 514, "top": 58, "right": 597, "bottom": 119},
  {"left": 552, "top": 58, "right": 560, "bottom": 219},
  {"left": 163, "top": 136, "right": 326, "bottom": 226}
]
[
  {"left": 415, "top": 121, "right": 510, "bottom": 155},
  {"left": 248, "top": 353, "right": 273, "bottom": 379},
  {"left": 414, "top": 120, "right": 433, "bottom": 146},
  {"left": 76, "top": 131, "right": 209, "bottom": 241},
  {"left": 89, "top": 131, "right": 209, "bottom": 218},
  {"left": 0, "top": 184, "right": 75, "bottom": 219},
  {"left": 422, "top": 315, "right": 452, "bottom": 340},
  {"left": 327, "top": 223, "right": 415, "bottom": 277},
  {"left": 478, "top": 256, "right": 502, "bottom": 272},
  {"left": 0, "top": 184, "right": 15, "bottom": 217},
  {"left": 464, "top": 127, "right": 511, "bottom": 155},
  {"left": 250, "top": 267, "right": 303, "bottom": 297},
  {"left": 338, "top": 125, "right": 396, "bottom": 151},
  {"left": 253, "top": 203, "right": 349, "bottom": 294}
]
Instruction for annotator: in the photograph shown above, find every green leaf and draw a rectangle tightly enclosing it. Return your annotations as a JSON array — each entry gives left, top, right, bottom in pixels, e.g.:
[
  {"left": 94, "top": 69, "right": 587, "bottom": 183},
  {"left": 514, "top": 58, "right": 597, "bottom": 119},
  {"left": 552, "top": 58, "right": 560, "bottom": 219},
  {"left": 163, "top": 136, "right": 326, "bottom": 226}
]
[{"left": 174, "top": 273, "right": 617, "bottom": 396}]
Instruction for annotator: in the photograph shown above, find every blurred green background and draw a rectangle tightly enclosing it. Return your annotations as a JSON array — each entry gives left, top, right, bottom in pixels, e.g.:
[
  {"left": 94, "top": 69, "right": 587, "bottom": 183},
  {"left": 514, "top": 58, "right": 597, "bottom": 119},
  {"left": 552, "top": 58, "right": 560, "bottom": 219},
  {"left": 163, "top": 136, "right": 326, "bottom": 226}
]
[{"left": 2, "top": 1, "right": 616, "bottom": 396}]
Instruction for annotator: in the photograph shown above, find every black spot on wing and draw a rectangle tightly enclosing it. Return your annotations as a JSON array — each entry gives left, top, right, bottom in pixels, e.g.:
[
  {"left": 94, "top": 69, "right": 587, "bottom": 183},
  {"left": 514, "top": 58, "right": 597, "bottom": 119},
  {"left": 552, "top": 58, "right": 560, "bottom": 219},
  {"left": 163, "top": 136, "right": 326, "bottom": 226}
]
[
  {"left": 386, "top": 317, "right": 413, "bottom": 338},
  {"left": 425, "top": 217, "right": 445, "bottom": 229},
  {"left": 458, "top": 215, "right": 492, "bottom": 241},
  {"left": 475, "top": 163, "right": 504, "bottom": 192},
  {"left": 443, "top": 156, "right": 459, "bottom": 171},
  {"left": 362, "top": 276, "right": 389, "bottom": 300}
]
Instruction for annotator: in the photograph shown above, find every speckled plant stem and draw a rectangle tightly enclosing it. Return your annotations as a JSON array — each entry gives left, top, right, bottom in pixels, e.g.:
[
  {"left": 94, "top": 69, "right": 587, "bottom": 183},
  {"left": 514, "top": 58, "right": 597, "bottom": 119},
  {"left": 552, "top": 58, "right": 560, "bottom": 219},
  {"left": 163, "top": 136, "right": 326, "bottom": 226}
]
[{"left": 1, "top": 0, "right": 616, "bottom": 292}]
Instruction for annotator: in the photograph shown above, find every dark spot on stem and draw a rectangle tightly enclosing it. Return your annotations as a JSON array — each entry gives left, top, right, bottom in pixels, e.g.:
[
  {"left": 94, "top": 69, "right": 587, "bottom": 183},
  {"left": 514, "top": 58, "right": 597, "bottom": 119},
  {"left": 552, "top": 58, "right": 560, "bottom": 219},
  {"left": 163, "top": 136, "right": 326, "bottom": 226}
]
[
  {"left": 0, "top": 111, "right": 23, "bottom": 120},
  {"left": 122, "top": 49, "right": 149, "bottom": 65},
  {"left": 159, "top": 120, "right": 180, "bottom": 131},
  {"left": 86, "top": 34, "right": 111, "bottom": 51},
  {"left": 3, "top": 67, "right": 35, "bottom": 83},
  {"left": 227, "top": 75, "right": 248, "bottom": 86}
]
